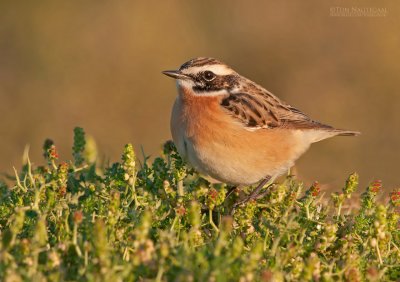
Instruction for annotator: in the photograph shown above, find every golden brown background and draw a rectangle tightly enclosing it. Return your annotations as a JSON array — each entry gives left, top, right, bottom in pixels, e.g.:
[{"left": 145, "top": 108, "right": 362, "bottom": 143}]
[{"left": 1, "top": 1, "right": 399, "bottom": 190}]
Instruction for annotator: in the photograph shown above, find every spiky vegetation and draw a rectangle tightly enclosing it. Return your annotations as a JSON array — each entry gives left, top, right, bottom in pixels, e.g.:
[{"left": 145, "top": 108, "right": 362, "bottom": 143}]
[{"left": 0, "top": 128, "right": 399, "bottom": 281}]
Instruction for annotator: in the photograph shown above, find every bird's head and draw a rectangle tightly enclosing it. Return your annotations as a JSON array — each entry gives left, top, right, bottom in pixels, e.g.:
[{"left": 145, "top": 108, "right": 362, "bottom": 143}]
[{"left": 163, "top": 57, "right": 240, "bottom": 96}]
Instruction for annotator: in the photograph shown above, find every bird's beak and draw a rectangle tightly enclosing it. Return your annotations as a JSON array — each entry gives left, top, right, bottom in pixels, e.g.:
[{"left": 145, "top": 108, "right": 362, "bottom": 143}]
[{"left": 162, "top": 70, "right": 190, "bottom": 80}]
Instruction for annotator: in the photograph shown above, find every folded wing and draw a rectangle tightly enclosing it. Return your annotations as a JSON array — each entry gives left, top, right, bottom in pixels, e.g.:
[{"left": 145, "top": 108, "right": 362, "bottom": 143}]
[{"left": 220, "top": 86, "right": 360, "bottom": 139}]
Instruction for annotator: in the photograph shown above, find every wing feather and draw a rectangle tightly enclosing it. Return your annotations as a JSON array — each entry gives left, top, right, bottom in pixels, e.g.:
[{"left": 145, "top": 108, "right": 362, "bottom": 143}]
[{"left": 220, "top": 82, "right": 337, "bottom": 131}]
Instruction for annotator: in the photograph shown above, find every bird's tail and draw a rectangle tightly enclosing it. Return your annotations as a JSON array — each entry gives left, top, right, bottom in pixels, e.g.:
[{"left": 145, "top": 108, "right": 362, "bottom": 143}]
[
  {"left": 333, "top": 129, "right": 361, "bottom": 137},
  {"left": 304, "top": 128, "right": 360, "bottom": 143}
]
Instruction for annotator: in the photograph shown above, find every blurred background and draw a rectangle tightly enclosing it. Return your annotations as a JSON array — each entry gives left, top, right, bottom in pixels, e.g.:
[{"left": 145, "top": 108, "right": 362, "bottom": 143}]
[{"left": 1, "top": 1, "right": 399, "bottom": 191}]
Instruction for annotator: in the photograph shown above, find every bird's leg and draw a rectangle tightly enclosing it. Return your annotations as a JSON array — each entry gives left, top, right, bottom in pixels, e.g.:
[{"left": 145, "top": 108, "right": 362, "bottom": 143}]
[
  {"left": 226, "top": 185, "right": 239, "bottom": 199},
  {"left": 252, "top": 185, "right": 274, "bottom": 200},
  {"left": 232, "top": 176, "right": 272, "bottom": 209},
  {"left": 247, "top": 176, "right": 272, "bottom": 201}
]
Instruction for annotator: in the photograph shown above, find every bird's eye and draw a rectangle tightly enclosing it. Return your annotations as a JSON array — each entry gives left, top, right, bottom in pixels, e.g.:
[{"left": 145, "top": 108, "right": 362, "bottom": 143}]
[{"left": 203, "top": 71, "right": 216, "bottom": 81}]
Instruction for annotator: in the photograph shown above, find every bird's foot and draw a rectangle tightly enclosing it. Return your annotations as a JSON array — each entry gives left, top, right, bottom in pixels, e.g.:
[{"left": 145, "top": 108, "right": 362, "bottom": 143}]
[{"left": 230, "top": 176, "right": 273, "bottom": 214}]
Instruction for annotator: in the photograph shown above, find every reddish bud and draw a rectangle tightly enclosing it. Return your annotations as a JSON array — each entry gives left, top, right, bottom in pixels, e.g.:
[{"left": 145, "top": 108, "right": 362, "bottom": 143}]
[
  {"left": 175, "top": 206, "right": 186, "bottom": 216},
  {"left": 209, "top": 188, "right": 218, "bottom": 200},
  {"left": 310, "top": 181, "right": 321, "bottom": 197},
  {"left": 369, "top": 180, "right": 382, "bottom": 194},
  {"left": 59, "top": 186, "right": 67, "bottom": 197},
  {"left": 73, "top": 211, "right": 83, "bottom": 224}
]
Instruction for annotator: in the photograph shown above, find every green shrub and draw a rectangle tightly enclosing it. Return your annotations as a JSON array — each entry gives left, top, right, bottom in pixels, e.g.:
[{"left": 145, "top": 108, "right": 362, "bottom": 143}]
[{"left": 0, "top": 128, "right": 399, "bottom": 281}]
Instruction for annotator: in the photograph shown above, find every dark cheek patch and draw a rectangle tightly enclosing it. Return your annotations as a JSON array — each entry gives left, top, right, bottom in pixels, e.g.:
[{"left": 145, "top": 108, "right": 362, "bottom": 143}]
[{"left": 192, "top": 75, "right": 238, "bottom": 93}]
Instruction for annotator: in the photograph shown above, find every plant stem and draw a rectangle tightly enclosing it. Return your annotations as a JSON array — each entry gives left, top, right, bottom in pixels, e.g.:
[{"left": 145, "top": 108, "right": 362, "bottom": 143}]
[
  {"left": 209, "top": 209, "right": 219, "bottom": 233},
  {"left": 155, "top": 263, "right": 164, "bottom": 282}
]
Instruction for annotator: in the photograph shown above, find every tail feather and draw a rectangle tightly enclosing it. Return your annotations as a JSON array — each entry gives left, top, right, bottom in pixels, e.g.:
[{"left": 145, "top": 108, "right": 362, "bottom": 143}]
[
  {"left": 303, "top": 128, "right": 360, "bottom": 143},
  {"left": 334, "top": 129, "right": 361, "bottom": 137}
]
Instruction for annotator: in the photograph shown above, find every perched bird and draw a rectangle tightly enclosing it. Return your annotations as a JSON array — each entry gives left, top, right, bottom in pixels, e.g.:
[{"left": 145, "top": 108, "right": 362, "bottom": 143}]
[{"left": 163, "top": 57, "right": 359, "bottom": 202}]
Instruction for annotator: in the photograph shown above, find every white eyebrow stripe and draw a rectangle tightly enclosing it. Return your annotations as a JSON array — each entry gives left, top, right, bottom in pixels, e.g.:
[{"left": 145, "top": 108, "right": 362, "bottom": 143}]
[{"left": 182, "top": 65, "right": 234, "bottom": 76}]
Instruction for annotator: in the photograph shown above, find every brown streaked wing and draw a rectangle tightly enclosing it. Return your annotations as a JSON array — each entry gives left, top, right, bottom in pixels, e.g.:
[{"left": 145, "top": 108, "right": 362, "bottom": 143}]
[{"left": 220, "top": 90, "right": 335, "bottom": 131}]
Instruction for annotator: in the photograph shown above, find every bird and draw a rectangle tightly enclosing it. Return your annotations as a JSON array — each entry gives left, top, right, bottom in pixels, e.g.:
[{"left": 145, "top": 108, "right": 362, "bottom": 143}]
[{"left": 162, "top": 57, "right": 359, "bottom": 203}]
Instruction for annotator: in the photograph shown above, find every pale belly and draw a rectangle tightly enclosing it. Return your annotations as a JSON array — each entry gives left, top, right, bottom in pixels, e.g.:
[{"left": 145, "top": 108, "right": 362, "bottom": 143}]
[{"left": 182, "top": 130, "right": 307, "bottom": 185}]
